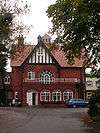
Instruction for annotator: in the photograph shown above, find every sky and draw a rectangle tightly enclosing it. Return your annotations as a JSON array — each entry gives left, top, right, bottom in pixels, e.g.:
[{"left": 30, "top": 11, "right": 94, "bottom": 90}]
[
  {"left": 6, "top": 0, "right": 56, "bottom": 71},
  {"left": 23, "top": 0, "right": 56, "bottom": 44},
  {"left": 6, "top": 0, "right": 91, "bottom": 73}
]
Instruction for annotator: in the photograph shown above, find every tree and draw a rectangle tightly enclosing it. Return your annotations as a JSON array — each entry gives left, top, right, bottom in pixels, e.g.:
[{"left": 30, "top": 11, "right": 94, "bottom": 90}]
[
  {"left": 88, "top": 89, "right": 100, "bottom": 117},
  {"left": 0, "top": 0, "right": 30, "bottom": 105},
  {"left": 47, "top": 0, "right": 100, "bottom": 66},
  {"left": 47, "top": 0, "right": 100, "bottom": 119}
]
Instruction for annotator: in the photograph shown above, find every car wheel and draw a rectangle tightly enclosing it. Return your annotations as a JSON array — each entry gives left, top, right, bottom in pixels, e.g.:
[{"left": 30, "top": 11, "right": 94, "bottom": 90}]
[{"left": 73, "top": 105, "right": 76, "bottom": 108}]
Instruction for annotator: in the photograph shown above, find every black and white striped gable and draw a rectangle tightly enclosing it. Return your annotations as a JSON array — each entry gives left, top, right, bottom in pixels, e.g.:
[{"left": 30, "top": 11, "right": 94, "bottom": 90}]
[{"left": 28, "top": 36, "right": 56, "bottom": 64}]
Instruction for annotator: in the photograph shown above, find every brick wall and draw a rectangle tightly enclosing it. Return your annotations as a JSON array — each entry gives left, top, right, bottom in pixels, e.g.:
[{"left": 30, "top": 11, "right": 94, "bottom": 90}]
[{"left": 11, "top": 64, "right": 85, "bottom": 105}]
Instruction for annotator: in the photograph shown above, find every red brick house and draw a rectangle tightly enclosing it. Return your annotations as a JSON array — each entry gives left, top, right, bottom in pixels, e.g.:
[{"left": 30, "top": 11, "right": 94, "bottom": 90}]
[{"left": 11, "top": 34, "right": 85, "bottom": 106}]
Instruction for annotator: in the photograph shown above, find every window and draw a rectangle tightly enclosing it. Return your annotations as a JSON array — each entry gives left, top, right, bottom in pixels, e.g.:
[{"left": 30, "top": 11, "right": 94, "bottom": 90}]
[
  {"left": 49, "top": 39, "right": 50, "bottom": 43},
  {"left": 28, "top": 72, "right": 35, "bottom": 80},
  {"left": 86, "top": 80, "right": 93, "bottom": 87},
  {"left": 40, "top": 71, "right": 54, "bottom": 84},
  {"left": 4, "top": 76, "right": 10, "bottom": 84},
  {"left": 38, "top": 47, "right": 43, "bottom": 55},
  {"left": 63, "top": 91, "right": 73, "bottom": 101},
  {"left": 87, "top": 92, "right": 92, "bottom": 100},
  {"left": 52, "top": 90, "right": 61, "bottom": 101},
  {"left": 40, "top": 91, "right": 50, "bottom": 102},
  {"left": 38, "top": 56, "right": 40, "bottom": 63},
  {"left": 37, "top": 47, "right": 44, "bottom": 63}
]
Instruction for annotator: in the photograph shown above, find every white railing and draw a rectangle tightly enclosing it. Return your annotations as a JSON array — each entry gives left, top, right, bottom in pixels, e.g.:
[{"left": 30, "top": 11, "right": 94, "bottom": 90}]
[{"left": 23, "top": 78, "right": 80, "bottom": 83}]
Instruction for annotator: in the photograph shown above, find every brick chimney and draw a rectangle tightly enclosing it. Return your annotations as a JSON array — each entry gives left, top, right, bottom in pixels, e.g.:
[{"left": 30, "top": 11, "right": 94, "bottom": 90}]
[{"left": 17, "top": 35, "right": 24, "bottom": 47}]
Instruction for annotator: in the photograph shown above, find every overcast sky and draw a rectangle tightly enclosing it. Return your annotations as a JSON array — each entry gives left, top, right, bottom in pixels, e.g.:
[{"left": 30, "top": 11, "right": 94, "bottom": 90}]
[
  {"left": 6, "top": 0, "right": 91, "bottom": 73},
  {"left": 6, "top": 0, "right": 56, "bottom": 71},
  {"left": 23, "top": 0, "right": 56, "bottom": 44}
]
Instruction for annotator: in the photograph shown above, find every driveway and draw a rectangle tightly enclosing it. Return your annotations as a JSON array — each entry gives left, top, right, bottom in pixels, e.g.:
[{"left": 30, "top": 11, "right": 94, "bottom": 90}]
[{"left": 0, "top": 107, "right": 99, "bottom": 133}]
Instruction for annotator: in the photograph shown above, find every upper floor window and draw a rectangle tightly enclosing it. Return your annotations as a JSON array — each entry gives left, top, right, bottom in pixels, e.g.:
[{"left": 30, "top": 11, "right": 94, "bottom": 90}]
[
  {"left": 4, "top": 76, "right": 10, "bottom": 84},
  {"left": 86, "top": 80, "right": 93, "bottom": 87},
  {"left": 96, "top": 80, "right": 100, "bottom": 88},
  {"left": 40, "top": 71, "right": 54, "bottom": 84},
  {"left": 37, "top": 47, "right": 44, "bottom": 63},
  {"left": 28, "top": 72, "right": 35, "bottom": 80},
  {"left": 38, "top": 47, "right": 43, "bottom": 55}
]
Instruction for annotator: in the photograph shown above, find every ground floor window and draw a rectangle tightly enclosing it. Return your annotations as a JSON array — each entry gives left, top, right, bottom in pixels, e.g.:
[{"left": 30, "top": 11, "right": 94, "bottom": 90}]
[
  {"left": 52, "top": 90, "right": 61, "bottom": 101},
  {"left": 39, "top": 90, "right": 74, "bottom": 103},
  {"left": 63, "top": 91, "right": 73, "bottom": 101},
  {"left": 40, "top": 90, "right": 50, "bottom": 102}
]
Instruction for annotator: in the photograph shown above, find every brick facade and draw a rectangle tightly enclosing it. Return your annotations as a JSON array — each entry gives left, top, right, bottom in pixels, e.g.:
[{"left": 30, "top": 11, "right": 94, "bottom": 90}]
[
  {"left": 11, "top": 64, "right": 85, "bottom": 106},
  {"left": 11, "top": 35, "right": 86, "bottom": 106}
]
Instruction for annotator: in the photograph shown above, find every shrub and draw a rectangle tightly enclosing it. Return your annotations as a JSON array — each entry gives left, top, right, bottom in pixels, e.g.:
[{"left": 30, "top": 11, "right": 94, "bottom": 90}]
[{"left": 88, "top": 90, "right": 100, "bottom": 117}]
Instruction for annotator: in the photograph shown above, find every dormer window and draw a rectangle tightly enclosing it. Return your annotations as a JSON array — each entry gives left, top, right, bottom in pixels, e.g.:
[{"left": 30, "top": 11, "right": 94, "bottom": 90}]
[
  {"left": 42, "top": 34, "right": 51, "bottom": 44},
  {"left": 49, "top": 39, "right": 50, "bottom": 43}
]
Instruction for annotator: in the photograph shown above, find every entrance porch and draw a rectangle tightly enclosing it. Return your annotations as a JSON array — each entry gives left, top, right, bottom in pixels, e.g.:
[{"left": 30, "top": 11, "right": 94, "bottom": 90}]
[{"left": 26, "top": 90, "right": 38, "bottom": 106}]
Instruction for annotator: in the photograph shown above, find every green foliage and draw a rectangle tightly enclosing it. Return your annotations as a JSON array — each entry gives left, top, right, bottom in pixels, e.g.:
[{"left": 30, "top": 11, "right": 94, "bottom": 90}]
[
  {"left": 88, "top": 90, "right": 100, "bottom": 116},
  {"left": 47, "top": 0, "right": 100, "bottom": 119},
  {"left": 47, "top": 0, "right": 100, "bottom": 66},
  {"left": 0, "top": 9, "right": 13, "bottom": 75},
  {"left": 0, "top": 0, "right": 30, "bottom": 105}
]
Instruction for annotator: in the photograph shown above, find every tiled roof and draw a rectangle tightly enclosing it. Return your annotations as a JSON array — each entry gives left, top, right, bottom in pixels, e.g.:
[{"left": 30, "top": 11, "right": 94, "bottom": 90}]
[
  {"left": 11, "top": 44, "right": 84, "bottom": 67},
  {"left": 11, "top": 45, "right": 35, "bottom": 66},
  {"left": 52, "top": 49, "right": 83, "bottom": 67}
]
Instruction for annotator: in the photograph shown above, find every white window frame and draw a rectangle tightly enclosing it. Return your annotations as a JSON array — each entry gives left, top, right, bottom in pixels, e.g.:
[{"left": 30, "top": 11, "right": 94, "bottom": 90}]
[
  {"left": 40, "top": 71, "right": 54, "bottom": 84},
  {"left": 63, "top": 91, "right": 73, "bottom": 101},
  {"left": 43, "top": 74, "right": 51, "bottom": 84},
  {"left": 4, "top": 76, "right": 10, "bottom": 84},
  {"left": 52, "top": 91, "right": 61, "bottom": 102},
  {"left": 86, "top": 80, "right": 93, "bottom": 87},
  {"left": 28, "top": 72, "right": 35, "bottom": 80},
  {"left": 87, "top": 92, "right": 92, "bottom": 100},
  {"left": 40, "top": 91, "right": 50, "bottom": 102},
  {"left": 37, "top": 47, "right": 44, "bottom": 63},
  {"left": 38, "top": 47, "right": 43, "bottom": 55}
]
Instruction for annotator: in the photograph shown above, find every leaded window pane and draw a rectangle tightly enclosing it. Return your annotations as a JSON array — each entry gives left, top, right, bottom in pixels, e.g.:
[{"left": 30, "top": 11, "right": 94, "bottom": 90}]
[
  {"left": 40, "top": 91, "right": 50, "bottom": 102},
  {"left": 52, "top": 91, "right": 61, "bottom": 101},
  {"left": 40, "top": 71, "right": 54, "bottom": 84},
  {"left": 63, "top": 91, "right": 73, "bottom": 100}
]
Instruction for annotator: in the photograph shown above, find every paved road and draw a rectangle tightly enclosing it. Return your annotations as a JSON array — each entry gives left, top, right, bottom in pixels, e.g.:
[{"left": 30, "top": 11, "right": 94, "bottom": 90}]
[{"left": 0, "top": 107, "right": 99, "bottom": 133}]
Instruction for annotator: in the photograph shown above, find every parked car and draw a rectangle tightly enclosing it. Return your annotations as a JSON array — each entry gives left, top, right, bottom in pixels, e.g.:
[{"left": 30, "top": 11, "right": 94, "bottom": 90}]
[{"left": 64, "top": 98, "right": 89, "bottom": 108}]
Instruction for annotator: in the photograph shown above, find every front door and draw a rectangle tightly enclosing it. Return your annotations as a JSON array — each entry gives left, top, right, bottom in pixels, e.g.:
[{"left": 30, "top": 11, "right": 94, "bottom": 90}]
[
  {"left": 27, "top": 91, "right": 38, "bottom": 106},
  {"left": 32, "top": 93, "right": 35, "bottom": 105},
  {"left": 27, "top": 92, "right": 33, "bottom": 106}
]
